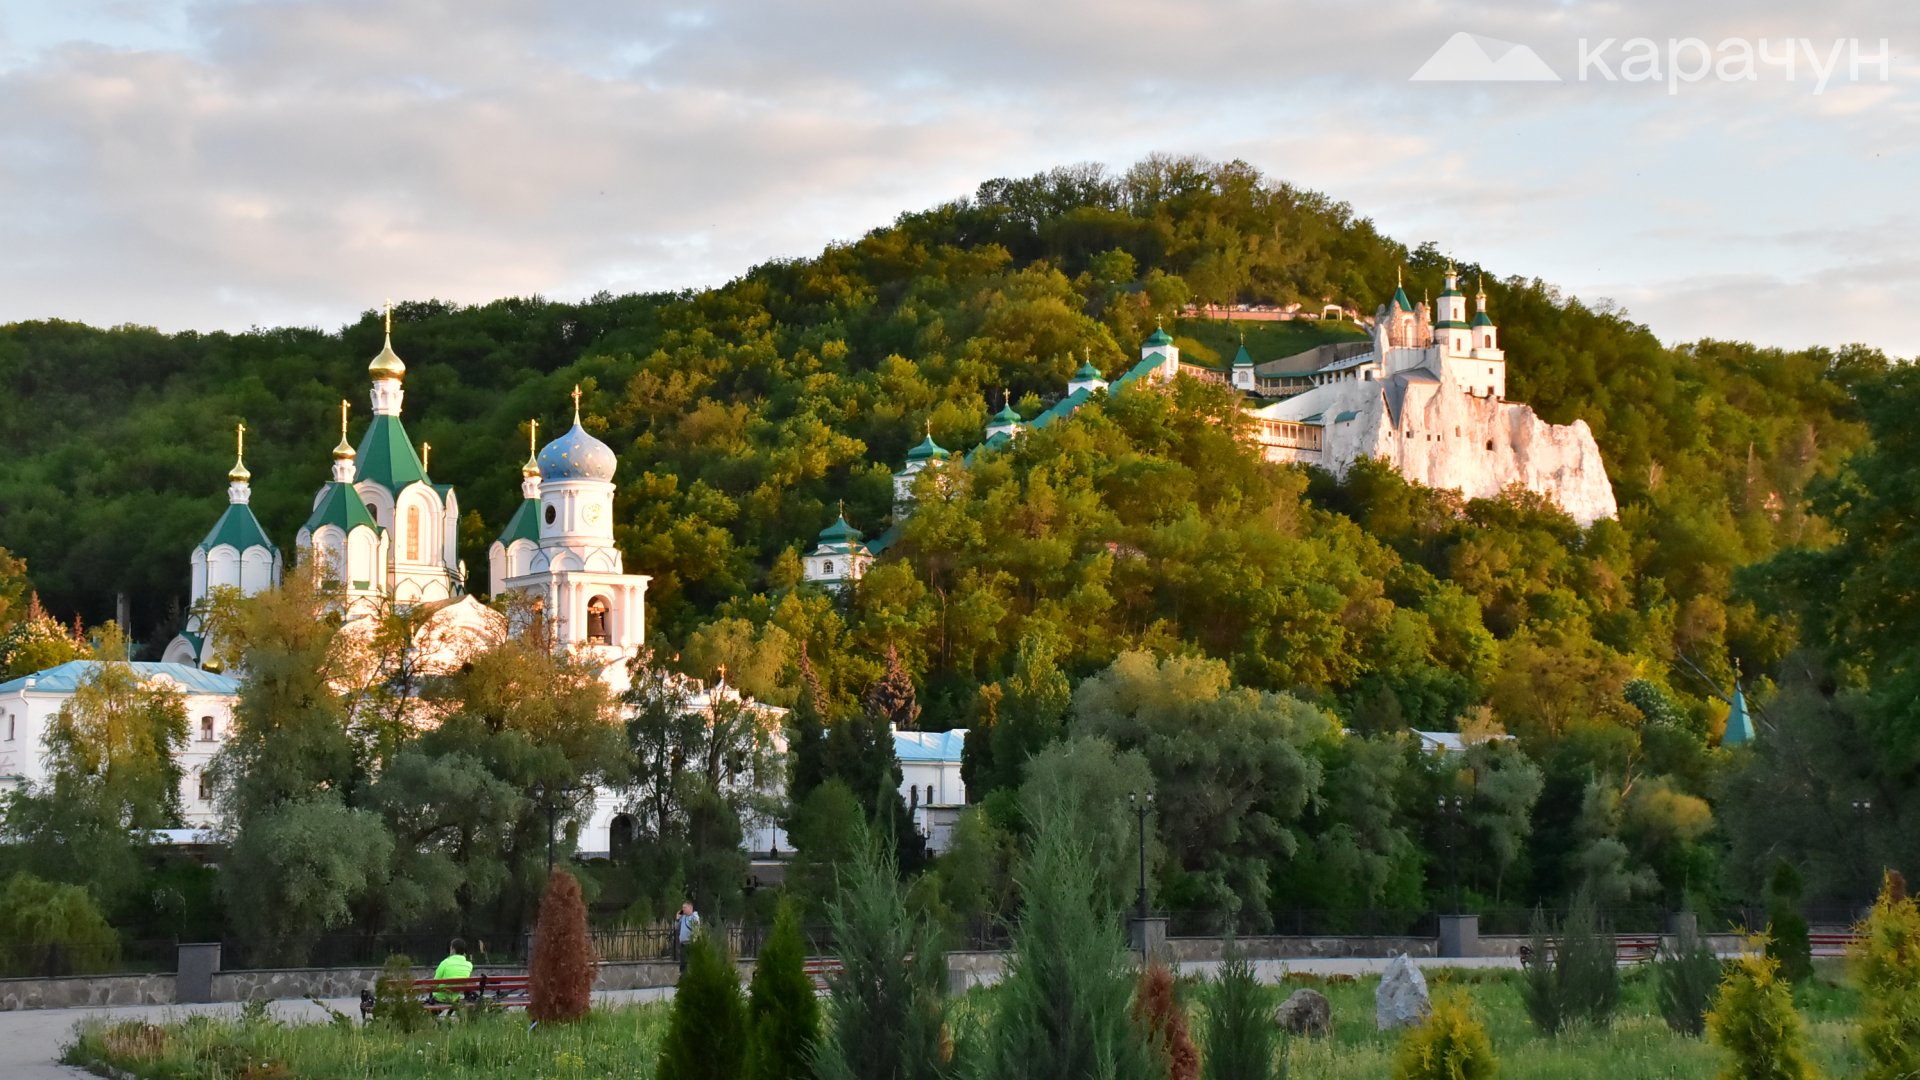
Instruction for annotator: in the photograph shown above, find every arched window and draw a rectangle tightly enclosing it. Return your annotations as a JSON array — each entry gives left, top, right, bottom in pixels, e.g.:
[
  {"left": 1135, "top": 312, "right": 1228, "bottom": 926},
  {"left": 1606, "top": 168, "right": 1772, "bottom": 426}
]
[
  {"left": 405, "top": 506, "right": 421, "bottom": 561},
  {"left": 1486, "top": 440, "right": 1495, "bottom": 451},
  {"left": 909, "top": 786, "right": 919, "bottom": 810},
  {"left": 365, "top": 502, "right": 378, "bottom": 523},
  {"left": 586, "top": 596, "right": 611, "bottom": 645},
  {"left": 198, "top": 771, "right": 213, "bottom": 801},
  {"left": 1485, "top": 334, "right": 1493, "bottom": 348},
  {"left": 822, "top": 560, "right": 835, "bottom": 576},
  {"left": 200, "top": 716, "right": 215, "bottom": 742},
  {"left": 5, "top": 713, "right": 13, "bottom": 741},
  {"left": 609, "top": 814, "right": 635, "bottom": 859},
  {"left": 926, "top": 784, "right": 935, "bottom": 805}
]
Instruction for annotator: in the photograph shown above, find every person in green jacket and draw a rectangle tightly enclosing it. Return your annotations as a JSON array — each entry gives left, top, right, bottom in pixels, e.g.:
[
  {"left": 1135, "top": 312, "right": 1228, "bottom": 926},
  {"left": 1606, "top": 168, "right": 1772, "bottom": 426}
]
[{"left": 433, "top": 938, "right": 474, "bottom": 1004}]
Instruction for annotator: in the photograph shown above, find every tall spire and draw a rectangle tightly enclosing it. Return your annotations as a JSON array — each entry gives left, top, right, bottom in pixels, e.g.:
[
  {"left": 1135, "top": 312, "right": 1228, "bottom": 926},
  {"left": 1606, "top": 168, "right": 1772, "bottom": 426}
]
[{"left": 571, "top": 384, "right": 583, "bottom": 425}]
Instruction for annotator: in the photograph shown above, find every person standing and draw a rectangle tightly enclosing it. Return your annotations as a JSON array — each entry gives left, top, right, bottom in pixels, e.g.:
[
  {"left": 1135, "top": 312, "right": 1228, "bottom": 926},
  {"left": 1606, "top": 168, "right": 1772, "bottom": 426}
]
[{"left": 674, "top": 901, "right": 701, "bottom": 974}]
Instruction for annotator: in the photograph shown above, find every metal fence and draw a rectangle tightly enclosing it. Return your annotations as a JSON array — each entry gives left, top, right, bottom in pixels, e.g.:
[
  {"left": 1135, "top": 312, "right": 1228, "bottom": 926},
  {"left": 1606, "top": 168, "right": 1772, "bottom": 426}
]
[{"left": 0, "top": 939, "right": 177, "bottom": 979}]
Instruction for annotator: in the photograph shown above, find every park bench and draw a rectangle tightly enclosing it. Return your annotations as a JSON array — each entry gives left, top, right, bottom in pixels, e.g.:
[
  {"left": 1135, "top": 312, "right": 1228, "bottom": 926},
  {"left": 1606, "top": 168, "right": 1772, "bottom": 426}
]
[
  {"left": 1809, "top": 932, "right": 1860, "bottom": 958},
  {"left": 359, "top": 972, "right": 532, "bottom": 1021},
  {"left": 1519, "top": 934, "right": 1663, "bottom": 968},
  {"left": 802, "top": 957, "right": 844, "bottom": 994}
]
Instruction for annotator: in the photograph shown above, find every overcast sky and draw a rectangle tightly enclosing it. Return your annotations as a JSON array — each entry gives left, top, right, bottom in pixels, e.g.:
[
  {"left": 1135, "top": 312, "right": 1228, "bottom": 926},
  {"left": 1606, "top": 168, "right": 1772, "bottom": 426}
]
[{"left": 0, "top": 1, "right": 1913, "bottom": 357}]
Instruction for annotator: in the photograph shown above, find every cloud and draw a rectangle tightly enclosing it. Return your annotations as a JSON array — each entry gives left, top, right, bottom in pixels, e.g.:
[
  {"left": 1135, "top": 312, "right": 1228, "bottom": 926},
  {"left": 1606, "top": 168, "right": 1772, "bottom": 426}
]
[{"left": 0, "top": 0, "right": 1913, "bottom": 359}]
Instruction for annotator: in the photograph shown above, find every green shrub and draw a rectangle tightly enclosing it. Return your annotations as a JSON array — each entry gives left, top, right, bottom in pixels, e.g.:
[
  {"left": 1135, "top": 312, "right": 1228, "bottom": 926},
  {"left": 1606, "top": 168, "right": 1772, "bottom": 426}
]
[
  {"left": 1202, "top": 946, "right": 1279, "bottom": 1080},
  {"left": 1765, "top": 861, "right": 1813, "bottom": 984},
  {"left": 1653, "top": 920, "right": 1723, "bottom": 1036},
  {"left": 658, "top": 933, "right": 747, "bottom": 1080},
  {"left": 1558, "top": 891, "right": 1619, "bottom": 1028},
  {"left": 1520, "top": 908, "right": 1563, "bottom": 1036},
  {"left": 1391, "top": 991, "right": 1497, "bottom": 1080},
  {"left": 0, "top": 872, "right": 120, "bottom": 977},
  {"left": 812, "top": 826, "right": 956, "bottom": 1080},
  {"left": 745, "top": 899, "right": 819, "bottom": 1080},
  {"left": 1853, "top": 874, "right": 1920, "bottom": 1080},
  {"left": 1519, "top": 893, "right": 1618, "bottom": 1035},
  {"left": 1706, "top": 950, "right": 1822, "bottom": 1080},
  {"left": 370, "top": 954, "right": 429, "bottom": 1033}
]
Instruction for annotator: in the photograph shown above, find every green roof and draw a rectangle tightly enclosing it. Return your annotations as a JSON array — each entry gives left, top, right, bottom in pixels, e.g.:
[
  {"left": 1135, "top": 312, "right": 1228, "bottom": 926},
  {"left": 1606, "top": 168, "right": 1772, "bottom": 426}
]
[
  {"left": 905, "top": 433, "right": 949, "bottom": 462},
  {"left": 1471, "top": 312, "right": 1494, "bottom": 327},
  {"left": 353, "top": 413, "right": 429, "bottom": 496},
  {"left": 990, "top": 404, "right": 1023, "bottom": 424},
  {"left": 1334, "top": 410, "right": 1359, "bottom": 422},
  {"left": 1073, "top": 361, "right": 1105, "bottom": 380},
  {"left": 1438, "top": 286, "right": 1465, "bottom": 298},
  {"left": 304, "top": 481, "right": 382, "bottom": 535},
  {"left": 1723, "top": 684, "right": 1754, "bottom": 747},
  {"left": 1143, "top": 326, "right": 1173, "bottom": 347},
  {"left": 199, "top": 503, "right": 277, "bottom": 554},
  {"left": 1391, "top": 287, "right": 1414, "bottom": 312},
  {"left": 1435, "top": 319, "right": 1471, "bottom": 330},
  {"left": 1231, "top": 342, "right": 1254, "bottom": 368},
  {"left": 496, "top": 497, "right": 540, "bottom": 547},
  {"left": 818, "top": 514, "right": 864, "bottom": 544}
]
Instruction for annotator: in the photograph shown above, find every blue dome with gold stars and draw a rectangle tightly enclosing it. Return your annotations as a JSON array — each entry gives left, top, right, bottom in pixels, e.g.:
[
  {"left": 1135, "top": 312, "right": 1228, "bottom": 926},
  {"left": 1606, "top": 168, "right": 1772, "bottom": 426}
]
[{"left": 537, "top": 421, "right": 617, "bottom": 482}]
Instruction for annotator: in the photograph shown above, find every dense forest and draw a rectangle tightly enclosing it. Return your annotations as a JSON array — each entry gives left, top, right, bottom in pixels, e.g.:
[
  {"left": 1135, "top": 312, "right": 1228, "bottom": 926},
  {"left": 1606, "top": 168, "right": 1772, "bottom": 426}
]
[{"left": 0, "top": 155, "right": 1910, "bottom": 937}]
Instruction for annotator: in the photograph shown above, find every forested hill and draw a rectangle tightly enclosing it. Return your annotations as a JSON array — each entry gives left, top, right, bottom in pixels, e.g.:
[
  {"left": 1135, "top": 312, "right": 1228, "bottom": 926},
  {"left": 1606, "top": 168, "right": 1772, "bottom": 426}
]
[{"left": 0, "top": 156, "right": 1889, "bottom": 727}]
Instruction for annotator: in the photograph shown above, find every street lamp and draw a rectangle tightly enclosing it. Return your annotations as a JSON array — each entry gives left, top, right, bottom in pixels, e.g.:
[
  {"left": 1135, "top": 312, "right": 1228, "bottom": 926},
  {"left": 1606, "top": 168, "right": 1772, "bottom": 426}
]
[
  {"left": 1128, "top": 791, "right": 1154, "bottom": 923},
  {"left": 1853, "top": 798, "right": 1874, "bottom": 910},
  {"left": 1437, "top": 794, "right": 1465, "bottom": 916}
]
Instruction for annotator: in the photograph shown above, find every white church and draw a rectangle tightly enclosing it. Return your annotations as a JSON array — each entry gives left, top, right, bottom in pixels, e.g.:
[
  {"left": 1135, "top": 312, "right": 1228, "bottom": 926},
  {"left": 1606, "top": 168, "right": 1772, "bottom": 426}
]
[
  {"left": 802, "top": 269, "right": 1617, "bottom": 587},
  {"left": 4, "top": 312, "right": 969, "bottom": 852}
]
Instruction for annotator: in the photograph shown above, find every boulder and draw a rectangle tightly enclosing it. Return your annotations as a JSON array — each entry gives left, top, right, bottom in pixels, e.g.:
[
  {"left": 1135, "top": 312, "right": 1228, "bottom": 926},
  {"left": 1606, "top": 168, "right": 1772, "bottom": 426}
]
[
  {"left": 1273, "top": 987, "right": 1332, "bottom": 1037},
  {"left": 1374, "top": 954, "right": 1431, "bottom": 1030}
]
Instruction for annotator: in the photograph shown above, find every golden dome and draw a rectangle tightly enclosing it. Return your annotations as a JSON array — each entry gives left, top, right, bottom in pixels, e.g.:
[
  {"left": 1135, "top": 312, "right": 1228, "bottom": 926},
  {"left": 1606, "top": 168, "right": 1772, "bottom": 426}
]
[{"left": 369, "top": 299, "right": 405, "bottom": 380}]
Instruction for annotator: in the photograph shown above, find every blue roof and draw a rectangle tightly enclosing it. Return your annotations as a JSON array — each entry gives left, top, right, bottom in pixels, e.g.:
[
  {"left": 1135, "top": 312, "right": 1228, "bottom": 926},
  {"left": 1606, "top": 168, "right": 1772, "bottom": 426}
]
[
  {"left": 538, "top": 422, "right": 617, "bottom": 482},
  {"left": 893, "top": 728, "right": 966, "bottom": 763},
  {"left": 0, "top": 661, "right": 241, "bottom": 697}
]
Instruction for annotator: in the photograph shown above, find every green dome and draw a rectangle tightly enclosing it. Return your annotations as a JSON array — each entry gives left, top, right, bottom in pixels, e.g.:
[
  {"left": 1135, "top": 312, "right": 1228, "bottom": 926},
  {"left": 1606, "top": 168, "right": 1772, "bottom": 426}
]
[
  {"left": 1074, "top": 360, "right": 1105, "bottom": 380},
  {"left": 905, "top": 433, "right": 949, "bottom": 462},
  {"left": 818, "top": 514, "right": 864, "bottom": 544},
  {"left": 1143, "top": 326, "right": 1174, "bottom": 347},
  {"left": 991, "top": 403, "right": 1023, "bottom": 424}
]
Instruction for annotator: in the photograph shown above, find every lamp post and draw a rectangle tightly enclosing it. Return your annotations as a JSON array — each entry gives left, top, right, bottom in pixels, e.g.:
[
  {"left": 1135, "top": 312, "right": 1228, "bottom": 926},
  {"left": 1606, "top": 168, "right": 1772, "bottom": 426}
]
[
  {"left": 1129, "top": 791, "right": 1153, "bottom": 923},
  {"left": 1437, "top": 794, "right": 1465, "bottom": 915},
  {"left": 1853, "top": 798, "right": 1874, "bottom": 911}
]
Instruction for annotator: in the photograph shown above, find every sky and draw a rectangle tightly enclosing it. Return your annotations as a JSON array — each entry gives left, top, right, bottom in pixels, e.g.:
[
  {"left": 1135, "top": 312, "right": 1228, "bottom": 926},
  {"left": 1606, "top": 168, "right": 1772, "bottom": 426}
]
[{"left": 0, "top": 0, "right": 1914, "bottom": 357}]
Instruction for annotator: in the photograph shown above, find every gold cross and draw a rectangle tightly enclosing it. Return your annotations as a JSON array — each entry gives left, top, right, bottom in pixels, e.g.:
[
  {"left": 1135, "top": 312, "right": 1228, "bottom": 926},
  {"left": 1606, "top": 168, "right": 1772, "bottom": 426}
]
[
  {"left": 421, "top": 441, "right": 431, "bottom": 471},
  {"left": 716, "top": 663, "right": 727, "bottom": 684},
  {"left": 529, "top": 418, "right": 539, "bottom": 459},
  {"left": 236, "top": 421, "right": 246, "bottom": 459},
  {"left": 383, "top": 298, "right": 393, "bottom": 337},
  {"left": 339, "top": 399, "right": 349, "bottom": 440},
  {"left": 571, "top": 384, "right": 582, "bottom": 422}
]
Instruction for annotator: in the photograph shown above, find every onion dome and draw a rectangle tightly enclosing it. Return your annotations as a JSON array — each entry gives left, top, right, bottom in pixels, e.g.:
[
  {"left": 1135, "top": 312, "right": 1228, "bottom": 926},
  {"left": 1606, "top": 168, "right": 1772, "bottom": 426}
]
[
  {"left": 368, "top": 300, "right": 406, "bottom": 380},
  {"left": 537, "top": 385, "right": 617, "bottom": 481},
  {"left": 1144, "top": 325, "right": 1174, "bottom": 348},
  {"left": 905, "top": 432, "right": 950, "bottom": 463},
  {"left": 818, "top": 514, "right": 864, "bottom": 546},
  {"left": 990, "top": 402, "right": 1023, "bottom": 426},
  {"left": 1074, "top": 359, "right": 1105, "bottom": 381}
]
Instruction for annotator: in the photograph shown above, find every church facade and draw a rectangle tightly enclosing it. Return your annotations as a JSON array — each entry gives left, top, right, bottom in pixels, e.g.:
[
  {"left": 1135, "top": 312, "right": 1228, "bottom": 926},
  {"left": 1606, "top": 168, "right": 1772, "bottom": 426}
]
[{"left": 802, "top": 272, "right": 1617, "bottom": 585}]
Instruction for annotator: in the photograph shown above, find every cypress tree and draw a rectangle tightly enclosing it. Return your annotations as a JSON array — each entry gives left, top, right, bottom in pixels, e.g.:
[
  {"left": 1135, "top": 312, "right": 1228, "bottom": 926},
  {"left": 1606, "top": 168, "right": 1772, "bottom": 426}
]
[
  {"left": 1202, "top": 945, "right": 1277, "bottom": 1080},
  {"left": 745, "top": 899, "right": 820, "bottom": 1080},
  {"left": 528, "top": 869, "right": 596, "bottom": 1023},
  {"left": 659, "top": 933, "right": 748, "bottom": 1080}
]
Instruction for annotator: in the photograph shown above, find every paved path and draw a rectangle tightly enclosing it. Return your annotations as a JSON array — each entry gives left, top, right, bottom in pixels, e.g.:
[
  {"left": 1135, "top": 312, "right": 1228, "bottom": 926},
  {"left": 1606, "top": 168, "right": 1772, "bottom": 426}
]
[{"left": 2, "top": 956, "right": 1515, "bottom": 1076}]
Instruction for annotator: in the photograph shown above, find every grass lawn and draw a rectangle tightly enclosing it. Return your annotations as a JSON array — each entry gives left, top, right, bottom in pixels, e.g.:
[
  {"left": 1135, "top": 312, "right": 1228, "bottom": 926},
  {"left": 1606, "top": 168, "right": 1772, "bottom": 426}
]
[
  {"left": 1171, "top": 316, "right": 1368, "bottom": 368},
  {"left": 1276, "top": 963, "right": 1862, "bottom": 1079},
  {"left": 65, "top": 963, "right": 1863, "bottom": 1078},
  {"left": 66, "top": 1003, "right": 671, "bottom": 1080}
]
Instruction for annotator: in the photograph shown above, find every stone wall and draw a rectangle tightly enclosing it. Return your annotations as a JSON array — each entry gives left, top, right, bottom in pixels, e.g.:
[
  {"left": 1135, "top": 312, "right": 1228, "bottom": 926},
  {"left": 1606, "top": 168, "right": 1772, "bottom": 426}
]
[
  {"left": 1161, "top": 936, "right": 1437, "bottom": 963},
  {"left": 0, "top": 972, "right": 175, "bottom": 1010}
]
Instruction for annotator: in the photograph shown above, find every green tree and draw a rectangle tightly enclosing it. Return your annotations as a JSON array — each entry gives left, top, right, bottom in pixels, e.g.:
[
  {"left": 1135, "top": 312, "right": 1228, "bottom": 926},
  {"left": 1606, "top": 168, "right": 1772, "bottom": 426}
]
[
  {"left": 1019, "top": 735, "right": 1158, "bottom": 914},
  {"left": 812, "top": 826, "right": 955, "bottom": 1080},
  {"left": 1706, "top": 951, "right": 1822, "bottom": 1080},
  {"left": 980, "top": 824, "right": 1156, "bottom": 1080},
  {"left": 1, "top": 651, "right": 187, "bottom": 906},
  {"left": 1391, "top": 992, "right": 1498, "bottom": 1080},
  {"left": 0, "top": 872, "right": 120, "bottom": 976},
  {"left": 1853, "top": 874, "right": 1920, "bottom": 1080},
  {"left": 659, "top": 932, "right": 747, "bottom": 1080},
  {"left": 744, "top": 899, "right": 820, "bottom": 1080},
  {"left": 1202, "top": 945, "right": 1277, "bottom": 1080}
]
